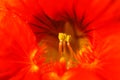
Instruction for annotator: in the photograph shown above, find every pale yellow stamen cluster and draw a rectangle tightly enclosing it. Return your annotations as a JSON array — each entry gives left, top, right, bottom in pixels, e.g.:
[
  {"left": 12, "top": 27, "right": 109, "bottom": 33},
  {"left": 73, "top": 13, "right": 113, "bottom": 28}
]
[
  {"left": 58, "top": 33, "right": 71, "bottom": 43},
  {"left": 58, "top": 33, "right": 72, "bottom": 56},
  {"left": 58, "top": 33, "right": 76, "bottom": 69}
]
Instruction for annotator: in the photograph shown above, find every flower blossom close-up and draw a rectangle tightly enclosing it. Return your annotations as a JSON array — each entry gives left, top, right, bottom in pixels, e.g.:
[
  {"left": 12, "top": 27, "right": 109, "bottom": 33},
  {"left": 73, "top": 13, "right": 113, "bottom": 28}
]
[{"left": 0, "top": 0, "right": 120, "bottom": 80}]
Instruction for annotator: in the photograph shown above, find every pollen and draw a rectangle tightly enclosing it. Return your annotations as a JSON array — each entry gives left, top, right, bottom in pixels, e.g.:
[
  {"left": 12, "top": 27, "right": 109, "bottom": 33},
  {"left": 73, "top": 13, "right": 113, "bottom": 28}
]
[
  {"left": 58, "top": 33, "right": 71, "bottom": 42},
  {"left": 58, "top": 33, "right": 67, "bottom": 42},
  {"left": 65, "top": 35, "right": 71, "bottom": 42}
]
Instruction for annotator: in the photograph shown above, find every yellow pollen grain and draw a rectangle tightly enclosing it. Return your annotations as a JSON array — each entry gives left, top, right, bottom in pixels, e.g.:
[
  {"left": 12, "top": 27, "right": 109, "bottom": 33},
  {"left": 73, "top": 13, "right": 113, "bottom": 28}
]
[
  {"left": 58, "top": 33, "right": 67, "bottom": 41},
  {"left": 58, "top": 33, "right": 71, "bottom": 42},
  {"left": 65, "top": 35, "right": 71, "bottom": 42}
]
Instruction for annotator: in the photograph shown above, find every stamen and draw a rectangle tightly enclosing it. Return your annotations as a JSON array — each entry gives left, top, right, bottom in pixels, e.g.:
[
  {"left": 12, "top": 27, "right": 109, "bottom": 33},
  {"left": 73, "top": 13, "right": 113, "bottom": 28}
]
[
  {"left": 65, "top": 35, "right": 71, "bottom": 42},
  {"left": 58, "top": 40, "right": 63, "bottom": 56},
  {"left": 58, "top": 33, "right": 72, "bottom": 55},
  {"left": 58, "top": 33, "right": 78, "bottom": 69},
  {"left": 58, "top": 32, "right": 95, "bottom": 69},
  {"left": 58, "top": 33, "right": 66, "bottom": 55},
  {"left": 58, "top": 33, "right": 66, "bottom": 41},
  {"left": 67, "top": 42, "right": 78, "bottom": 60}
]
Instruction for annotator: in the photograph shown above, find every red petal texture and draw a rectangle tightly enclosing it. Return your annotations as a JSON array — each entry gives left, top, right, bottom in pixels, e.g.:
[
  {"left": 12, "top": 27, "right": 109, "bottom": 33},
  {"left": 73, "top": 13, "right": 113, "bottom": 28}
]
[
  {"left": 0, "top": 0, "right": 120, "bottom": 80},
  {"left": 0, "top": 1, "right": 44, "bottom": 80}
]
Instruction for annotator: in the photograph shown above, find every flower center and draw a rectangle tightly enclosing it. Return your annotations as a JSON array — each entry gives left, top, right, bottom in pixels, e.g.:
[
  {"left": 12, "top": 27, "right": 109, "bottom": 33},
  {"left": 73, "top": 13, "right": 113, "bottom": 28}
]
[{"left": 36, "top": 22, "right": 96, "bottom": 70}]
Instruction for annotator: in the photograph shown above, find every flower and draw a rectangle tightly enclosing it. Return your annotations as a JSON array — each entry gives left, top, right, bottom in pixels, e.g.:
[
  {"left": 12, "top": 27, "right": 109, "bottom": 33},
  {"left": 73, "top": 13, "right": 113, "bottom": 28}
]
[{"left": 1, "top": 0, "right": 120, "bottom": 80}]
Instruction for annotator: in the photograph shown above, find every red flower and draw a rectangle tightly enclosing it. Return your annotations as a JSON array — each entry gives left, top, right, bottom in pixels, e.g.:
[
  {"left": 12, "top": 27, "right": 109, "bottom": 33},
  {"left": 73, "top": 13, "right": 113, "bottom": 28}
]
[{"left": 1, "top": 0, "right": 120, "bottom": 80}]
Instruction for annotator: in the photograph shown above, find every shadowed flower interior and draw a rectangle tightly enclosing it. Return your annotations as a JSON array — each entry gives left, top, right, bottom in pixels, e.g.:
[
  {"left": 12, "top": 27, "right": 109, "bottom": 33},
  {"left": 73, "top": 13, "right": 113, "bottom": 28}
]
[
  {"left": 38, "top": 22, "right": 95, "bottom": 68},
  {"left": 30, "top": 14, "right": 99, "bottom": 79},
  {"left": 30, "top": 8, "right": 97, "bottom": 70}
]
